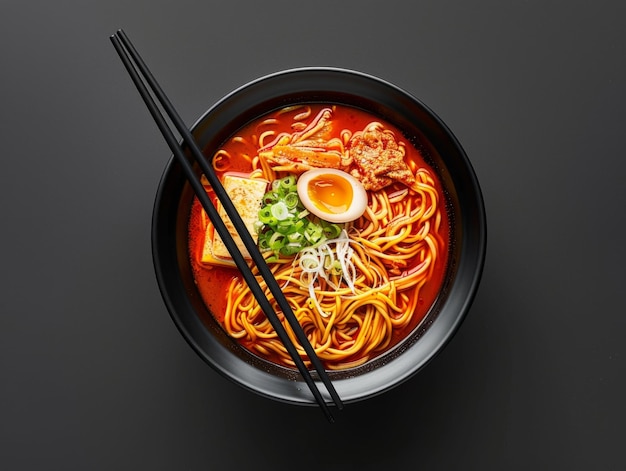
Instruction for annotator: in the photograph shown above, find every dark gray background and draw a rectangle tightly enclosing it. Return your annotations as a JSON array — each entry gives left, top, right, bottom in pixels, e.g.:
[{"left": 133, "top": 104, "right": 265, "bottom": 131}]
[{"left": 1, "top": 0, "right": 624, "bottom": 469}]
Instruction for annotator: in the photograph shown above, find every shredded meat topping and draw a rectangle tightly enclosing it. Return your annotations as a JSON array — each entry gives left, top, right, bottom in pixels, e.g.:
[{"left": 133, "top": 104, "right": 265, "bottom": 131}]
[{"left": 347, "top": 126, "right": 416, "bottom": 191}]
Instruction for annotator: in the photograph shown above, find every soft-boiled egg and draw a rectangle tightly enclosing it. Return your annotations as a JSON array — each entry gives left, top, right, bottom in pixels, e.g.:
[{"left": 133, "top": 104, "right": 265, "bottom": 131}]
[{"left": 296, "top": 168, "right": 368, "bottom": 223}]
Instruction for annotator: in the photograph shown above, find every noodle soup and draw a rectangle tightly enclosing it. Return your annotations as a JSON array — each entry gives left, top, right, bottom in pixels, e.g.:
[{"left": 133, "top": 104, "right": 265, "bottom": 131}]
[{"left": 187, "top": 104, "right": 450, "bottom": 371}]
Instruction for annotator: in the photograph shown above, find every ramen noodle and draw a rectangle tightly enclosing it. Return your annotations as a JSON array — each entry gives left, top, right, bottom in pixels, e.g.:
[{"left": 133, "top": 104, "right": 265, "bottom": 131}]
[{"left": 188, "top": 104, "right": 449, "bottom": 370}]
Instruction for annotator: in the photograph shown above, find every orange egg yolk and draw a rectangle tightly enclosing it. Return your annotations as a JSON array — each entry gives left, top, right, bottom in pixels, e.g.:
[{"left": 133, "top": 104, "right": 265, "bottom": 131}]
[{"left": 307, "top": 173, "right": 353, "bottom": 214}]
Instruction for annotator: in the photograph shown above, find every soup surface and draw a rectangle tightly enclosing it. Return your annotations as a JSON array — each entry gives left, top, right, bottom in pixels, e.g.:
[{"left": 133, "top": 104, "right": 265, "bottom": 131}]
[{"left": 188, "top": 104, "right": 449, "bottom": 370}]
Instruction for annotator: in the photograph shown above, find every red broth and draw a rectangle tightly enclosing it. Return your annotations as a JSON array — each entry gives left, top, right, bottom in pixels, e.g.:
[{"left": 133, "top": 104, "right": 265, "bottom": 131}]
[{"left": 187, "top": 104, "right": 450, "bottom": 369}]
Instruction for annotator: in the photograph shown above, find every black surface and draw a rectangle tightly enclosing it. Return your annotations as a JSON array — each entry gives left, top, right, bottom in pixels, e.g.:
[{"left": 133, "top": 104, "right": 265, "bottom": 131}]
[{"left": 1, "top": 1, "right": 625, "bottom": 470}]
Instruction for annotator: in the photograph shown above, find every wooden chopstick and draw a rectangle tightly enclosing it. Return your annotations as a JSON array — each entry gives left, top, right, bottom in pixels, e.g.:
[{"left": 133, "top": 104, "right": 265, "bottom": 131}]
[{"left": 110, "top": 29, "right": 343, "bottom": 420}]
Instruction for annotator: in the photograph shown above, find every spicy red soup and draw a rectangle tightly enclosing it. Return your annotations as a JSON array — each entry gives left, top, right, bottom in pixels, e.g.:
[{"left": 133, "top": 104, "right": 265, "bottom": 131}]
[{"left": 188, "top": 104, "right": 449, "bottom": 370}]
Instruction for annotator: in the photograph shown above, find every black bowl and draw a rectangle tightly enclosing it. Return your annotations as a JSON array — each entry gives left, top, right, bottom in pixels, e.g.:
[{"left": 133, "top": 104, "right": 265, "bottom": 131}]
[{"left": 152, "top": 67, "right": 486, "bottom": 405}]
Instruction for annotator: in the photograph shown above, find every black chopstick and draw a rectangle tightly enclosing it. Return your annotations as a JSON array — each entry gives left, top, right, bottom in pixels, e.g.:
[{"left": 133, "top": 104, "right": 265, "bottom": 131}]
[{"left": 110, "top": 29, "right": 343, "bottom": 420}]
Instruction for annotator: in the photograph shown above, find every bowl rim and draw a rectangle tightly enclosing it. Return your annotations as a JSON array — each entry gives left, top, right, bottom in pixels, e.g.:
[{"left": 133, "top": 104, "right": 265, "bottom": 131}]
[{"left": 152, "top": 66, "right": 487, "bottom": 405}]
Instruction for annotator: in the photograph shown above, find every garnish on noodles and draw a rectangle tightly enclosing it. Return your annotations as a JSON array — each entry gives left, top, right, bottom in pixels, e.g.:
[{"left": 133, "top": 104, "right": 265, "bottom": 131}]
[
  {"left": 255, "top": 174, "right": 342, "bottom": 262},
  {"left": 187, "top": 104, "right": 449, "bottom": 370},
  {"left": 297, "top": 229, "right": 360, "bottom": 318}
]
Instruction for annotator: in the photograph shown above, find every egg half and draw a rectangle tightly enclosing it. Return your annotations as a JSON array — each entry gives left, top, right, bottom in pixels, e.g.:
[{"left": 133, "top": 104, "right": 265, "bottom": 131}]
[{"left": 296, "top": 168, "right": 368, "bottom": 223}]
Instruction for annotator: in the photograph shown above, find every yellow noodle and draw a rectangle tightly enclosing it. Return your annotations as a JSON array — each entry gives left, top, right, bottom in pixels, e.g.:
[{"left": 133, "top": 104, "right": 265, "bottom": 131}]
[
  {"left": 258, "top": 130, "right": 276, "bottom": 148},
  {"left": 212, "top": 150, "right": 232, "bottom": 172},
  {"left": 209, "top": 110, "right": 444, "bottom": 369}
]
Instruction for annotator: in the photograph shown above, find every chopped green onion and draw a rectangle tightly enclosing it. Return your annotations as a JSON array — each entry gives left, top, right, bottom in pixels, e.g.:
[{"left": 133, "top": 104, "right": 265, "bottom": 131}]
[
  {"left": 258, "top": 206, "right": 278, "bottom": 225},
  {"left": 284, "top": 192, "right": 299, "bottom": 209},
  {"left": 287, "top": 232, "right": 304, "bottom": 243},
  {"left": 256, "top": 174, "right": 346, "bottom": 260},
  {"left": 271, "top": 201, "right": 290, "bottom": 221},
  {"left": 279, "top": 174, "right": 296, "bottom": 190},
  {"left": 276, "top": 220, "right": 294, "bottom": 233},
  {"left": 263, "top": 191, "right": 280, "bottom": 205},
  {"left": 323, "top": 223, "right": 342, "bottom": 239},
  {"left": 304, "top": 223, "right": 323, "bottom": 243},
  {"left": 281, "top": 243, "right": 302, "bottom": 255}
]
